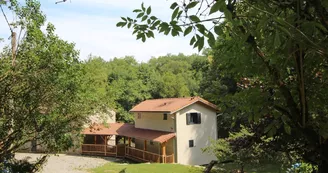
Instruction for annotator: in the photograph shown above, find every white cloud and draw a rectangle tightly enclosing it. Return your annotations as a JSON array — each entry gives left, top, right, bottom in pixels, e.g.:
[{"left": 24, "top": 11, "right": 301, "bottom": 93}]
[
  {"left": 47, "top": 12, "right": 198, "bottom": 62},
  {"left": 1, "top": 0, "right": 202, "bottom": 62}
]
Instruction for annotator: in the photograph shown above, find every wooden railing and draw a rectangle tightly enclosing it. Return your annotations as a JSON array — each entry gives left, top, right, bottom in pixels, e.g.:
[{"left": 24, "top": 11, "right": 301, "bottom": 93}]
[
  {"left": 126, "top": 147, "right": 161, "bottom": 163},
  {"left": 165, "top": 154, "right": 175, "bottom": 163},
  {"left": 81, "top": 144, "right": 116, "bottom": 156},
  {"left": 82, "top": 145, "right": 175, "bottom": 163}
]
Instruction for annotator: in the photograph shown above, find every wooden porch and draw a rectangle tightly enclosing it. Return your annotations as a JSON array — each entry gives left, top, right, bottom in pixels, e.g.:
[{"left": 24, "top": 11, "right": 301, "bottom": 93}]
[{"left": 82, "top": 123, "right": 176, "bottom": 163}]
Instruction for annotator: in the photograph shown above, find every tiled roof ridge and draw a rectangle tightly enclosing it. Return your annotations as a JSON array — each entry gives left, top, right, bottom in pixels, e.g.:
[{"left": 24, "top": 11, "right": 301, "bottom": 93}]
[
  {"left": 197, "top": 97, "right": 217, "bottom": 108},
  {"left": 130, "top": 96, "right": 218, "bottom": 113},
  {"left": 144, "top": 96, "right": 198, "bottom": 101}
]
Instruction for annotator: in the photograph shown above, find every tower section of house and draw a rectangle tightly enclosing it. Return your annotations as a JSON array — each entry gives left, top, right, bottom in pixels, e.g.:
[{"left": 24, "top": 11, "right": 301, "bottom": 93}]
[{"left": 175, "top": 99, "right": 217, "bottom": 165}]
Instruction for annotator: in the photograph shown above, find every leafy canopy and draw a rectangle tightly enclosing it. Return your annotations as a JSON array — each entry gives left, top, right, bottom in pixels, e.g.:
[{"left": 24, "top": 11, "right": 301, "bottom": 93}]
[
  {"left": 118, "top": 0, "right": 328, "bottom": 172},
  {"left": 0, "top": 0, "right": 89, "bottom": 172}
]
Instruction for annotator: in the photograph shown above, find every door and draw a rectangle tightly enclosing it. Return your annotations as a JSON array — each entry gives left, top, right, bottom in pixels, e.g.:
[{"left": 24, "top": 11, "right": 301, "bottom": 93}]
[{"left": 116, "top": 144, "right": 126, "bottom": 157}]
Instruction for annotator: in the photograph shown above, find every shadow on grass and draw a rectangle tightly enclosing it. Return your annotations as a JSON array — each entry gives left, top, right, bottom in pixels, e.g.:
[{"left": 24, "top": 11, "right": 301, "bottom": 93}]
[{"left": 119, "top": 168, "right": 127, "bottom": 173}]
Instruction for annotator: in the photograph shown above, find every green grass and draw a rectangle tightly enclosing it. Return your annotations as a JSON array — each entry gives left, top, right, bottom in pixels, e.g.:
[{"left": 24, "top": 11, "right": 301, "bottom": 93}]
[
  {"left": 90, "top": 162, "right": 283, "bottom": 173},
  {"left": 217, "top": 163, "right": 284, "bottom": 173},
  {"left": 90, "top": 163, "right": 206, "bottom": 173}
]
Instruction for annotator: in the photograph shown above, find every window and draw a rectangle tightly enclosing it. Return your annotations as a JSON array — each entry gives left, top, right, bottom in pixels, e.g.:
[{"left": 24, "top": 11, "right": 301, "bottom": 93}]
[
  {"left": 186, "top": 112, "right": 201, "bottom": 125},
  {"left": 137, "top": 113, "right": 141, "bottom": 119},
  {"left": 163, "top": 113, "right": 168, "bottom": 120},
  {"left": 150, "top": 141, "right": 154, "bottom": 145},
  {"left": 189, "top": 140, "right": 194, "bottom": 147}
]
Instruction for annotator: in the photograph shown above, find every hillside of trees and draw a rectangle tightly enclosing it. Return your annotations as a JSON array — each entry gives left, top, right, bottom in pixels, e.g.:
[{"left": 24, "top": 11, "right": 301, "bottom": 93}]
[{"left": 81, "top": 53, "right": 226, "bottom": 122}]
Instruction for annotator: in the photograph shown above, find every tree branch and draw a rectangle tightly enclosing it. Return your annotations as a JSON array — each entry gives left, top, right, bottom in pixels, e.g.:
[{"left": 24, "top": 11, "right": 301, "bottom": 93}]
[{"left": 0, "top": 4, "right": 13, "bottom": 33}]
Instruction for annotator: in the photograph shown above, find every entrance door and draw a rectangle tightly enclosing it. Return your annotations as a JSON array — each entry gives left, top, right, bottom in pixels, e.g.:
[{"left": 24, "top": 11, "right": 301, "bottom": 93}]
[{"left": 116, "top": 144, "right": 126, "bottom": 157}]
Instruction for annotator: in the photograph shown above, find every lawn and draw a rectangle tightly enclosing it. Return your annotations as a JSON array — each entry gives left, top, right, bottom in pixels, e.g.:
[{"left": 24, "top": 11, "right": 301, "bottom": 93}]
[
  {"left": 217, "top": 163, "right": 284, "bottom": 173},
  {"left": 90, "top": 162, "right": 283, "bottom": 173}
]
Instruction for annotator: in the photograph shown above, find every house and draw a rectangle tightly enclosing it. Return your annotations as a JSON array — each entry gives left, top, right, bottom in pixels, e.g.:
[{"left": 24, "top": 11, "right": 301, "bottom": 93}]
[{"left": 81, "top": 97, "right": 218, "bottom": 165}]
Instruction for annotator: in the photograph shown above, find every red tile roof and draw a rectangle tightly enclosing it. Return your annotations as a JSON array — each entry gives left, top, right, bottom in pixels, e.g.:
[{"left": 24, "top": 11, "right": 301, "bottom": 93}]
[
  {"left": 130, "top": 96, "right": 218, "bottom": 113},
  {"left": 82, "top": 123, "right": 175, "bottom": 143}
]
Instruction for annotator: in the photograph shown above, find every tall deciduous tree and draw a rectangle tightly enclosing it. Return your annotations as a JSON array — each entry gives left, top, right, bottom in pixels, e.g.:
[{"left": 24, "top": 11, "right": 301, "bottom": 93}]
[
  {"left": 118, "top": 0, "right": 328, "bottom": 172},
  {"left": 0, "top": 0, "right": 88, "bottom": 172}
]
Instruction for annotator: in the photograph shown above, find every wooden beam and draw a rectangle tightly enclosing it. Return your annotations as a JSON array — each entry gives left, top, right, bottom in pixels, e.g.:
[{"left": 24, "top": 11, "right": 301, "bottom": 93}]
[
  {"left": 161, "top": 142, "right": 166, "bottom": 163},
  {"left": 128, "top": 137, "right": 131, "bottom": 147},
  {"left": 124, "top": 137, "right": 126, "bottom": 144},
  {"left": 104, "top": 135, "right": 107, "bottom": 156},
  {"left": 94, "top": 135, "right": 96, "bottom": 144},
  {"left": 143, "top": 140, "right": 147, "bottom": 159}
]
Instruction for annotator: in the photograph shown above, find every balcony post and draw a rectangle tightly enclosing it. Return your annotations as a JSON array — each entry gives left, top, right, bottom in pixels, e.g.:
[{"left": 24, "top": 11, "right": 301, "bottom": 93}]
[
  {"left": 128, "top": 137, "right": 131, "bottom": 147},
  {"left": 104, "top": 135, "right": 107, "bottom": 156},
  {"left": 161, "top": 142, "right": 166, "bottom": 163},
  {"left": 143, "top": 140, "right": 147, "bottom": 160}
]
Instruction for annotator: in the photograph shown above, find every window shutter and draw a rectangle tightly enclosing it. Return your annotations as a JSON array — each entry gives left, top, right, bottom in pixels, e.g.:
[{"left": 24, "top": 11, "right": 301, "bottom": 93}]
[
  {"left": 186, "top": 113, "right": 191, "bottom": 125},
  {"left": 197, "top": 113, "right": 201, "bottom": 124}
]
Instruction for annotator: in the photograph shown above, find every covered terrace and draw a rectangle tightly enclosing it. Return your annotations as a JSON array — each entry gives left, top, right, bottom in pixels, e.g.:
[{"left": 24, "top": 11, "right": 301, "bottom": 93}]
[{"left": 81, "top": 123, "right": 176, "bottom": 163}]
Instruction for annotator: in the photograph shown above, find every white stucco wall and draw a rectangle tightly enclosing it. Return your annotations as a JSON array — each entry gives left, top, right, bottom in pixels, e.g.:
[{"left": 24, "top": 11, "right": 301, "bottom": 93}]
[
  {"left": 134, "top": 112, "right": 175, "bottom": 132},
  {"left": 176, "top": 103, "right": 217, "bottom": 165},
  {"left": 86, "top": 109, "right": 116, "bottom": 126}
]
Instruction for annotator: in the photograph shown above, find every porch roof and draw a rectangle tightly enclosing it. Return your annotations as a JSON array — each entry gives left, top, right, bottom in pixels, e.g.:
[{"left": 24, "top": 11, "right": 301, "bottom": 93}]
[{"left": 82, "top": 123, "right": 175, "bottom": 143}]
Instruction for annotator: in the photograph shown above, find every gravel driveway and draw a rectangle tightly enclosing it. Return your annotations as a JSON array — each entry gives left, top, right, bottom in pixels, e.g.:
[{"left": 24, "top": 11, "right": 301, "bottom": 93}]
[{"left": 15, "top": 153, "right": 120, "bottom": 173}]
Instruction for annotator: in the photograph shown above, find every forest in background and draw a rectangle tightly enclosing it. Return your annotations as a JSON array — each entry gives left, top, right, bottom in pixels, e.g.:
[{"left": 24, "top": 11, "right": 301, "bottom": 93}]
[{"left": 81, "top": 53, "right": 230, "bottom": 123}]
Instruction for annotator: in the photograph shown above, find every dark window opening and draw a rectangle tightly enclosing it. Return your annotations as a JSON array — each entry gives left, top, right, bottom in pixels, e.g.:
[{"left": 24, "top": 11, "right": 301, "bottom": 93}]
[
  {"left": 186, "top": 112, "right": 201, "bottom": 125},
  {"left": 150, "top": 141, "right": 154, "bottom": 145},
  {"left": 189, "top": 140, "right": 194, "bottom": 147},
  {"left": 163, "top": 113, "right": 168, "bottom": 120}
]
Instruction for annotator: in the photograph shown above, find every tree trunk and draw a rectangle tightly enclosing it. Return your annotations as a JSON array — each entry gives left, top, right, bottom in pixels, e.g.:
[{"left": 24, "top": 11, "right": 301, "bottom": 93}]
[
  {"left": 318, "top": 141, "right": 328, "bottom": 173},
  {"left": 203, "top": 160, "right": 218, "bottom": 173},
  {"left": 31, "top": 139, "right": 37, "bottom": 152}
]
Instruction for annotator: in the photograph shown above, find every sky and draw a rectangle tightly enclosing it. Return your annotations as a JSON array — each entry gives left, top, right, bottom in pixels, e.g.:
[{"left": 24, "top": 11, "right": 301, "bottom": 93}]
[{"left": 0, "top": 0, "right": 199, "bottom": 62}]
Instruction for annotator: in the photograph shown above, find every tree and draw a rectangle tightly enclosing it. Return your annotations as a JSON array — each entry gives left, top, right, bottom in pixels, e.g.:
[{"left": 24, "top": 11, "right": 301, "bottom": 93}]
[
  {"left": 80, "top": 56, "right": 115, "bottom": 111},
  {"left": 118, "top": 0, "right": 328, "bottom": 172},
  {"left": 0, "top": 0, "right": 88, "bottom": 171},
  {"left": 106, "top": 56, "right": 150, "bottom": 122},
  {"left": 148, "top": 54, "right": 206, "bottom": 97}
]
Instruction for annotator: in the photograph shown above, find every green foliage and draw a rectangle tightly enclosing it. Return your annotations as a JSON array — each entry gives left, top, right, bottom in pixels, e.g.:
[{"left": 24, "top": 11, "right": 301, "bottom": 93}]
[
  {"left": 202, "top": 138, "right": 233, "bottom": 161},
  {"left": 81, "top": 54, "right": 207, "bottom": 123},
  {"left": 0, "top": 1, "right": 88, "bottom": 171},
  {"left": 287, "top": 162, "right": 318, "bottom": 173},
  {"left": 119, "top": 0, "right": 328, "bottom": 171},
  {"left": 209, "top": 0, "right": 226, "bottom": 15},
  {"left": 80, "top": 56, "right": 115, "bottom": 111}
]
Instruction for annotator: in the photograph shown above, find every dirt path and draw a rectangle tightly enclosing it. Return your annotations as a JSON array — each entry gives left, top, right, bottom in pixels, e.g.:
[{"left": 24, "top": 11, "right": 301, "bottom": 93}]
[{"left": 15, "top": 153, "right": 120, "bottom": 173}]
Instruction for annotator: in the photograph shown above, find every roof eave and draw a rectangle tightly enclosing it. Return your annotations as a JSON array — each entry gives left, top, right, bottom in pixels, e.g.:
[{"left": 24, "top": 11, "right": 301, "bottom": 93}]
[
  {"left": 129, "top": 110, "right": 172, "bottom": 113},
  {"left": 170, "top": 100, "right": 218, "bottom": 114}
]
